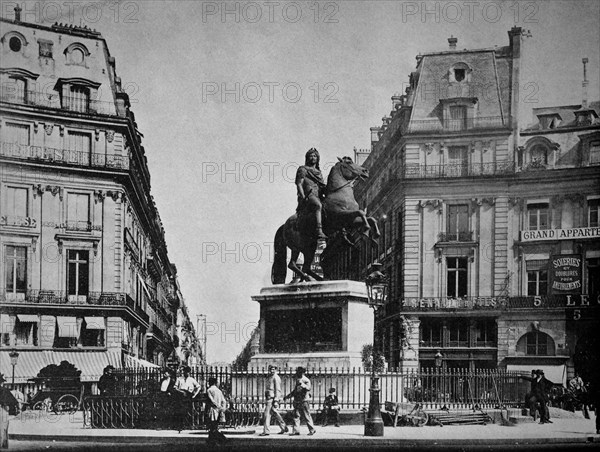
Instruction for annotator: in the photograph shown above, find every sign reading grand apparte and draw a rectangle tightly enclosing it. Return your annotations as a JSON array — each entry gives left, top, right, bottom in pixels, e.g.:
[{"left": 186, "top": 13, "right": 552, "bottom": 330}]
[
  {"left": 520, "top": 227, "right": 600, "bottom": 242},
  {"left": 550, "top": 254, "right": 582, "bottom": 294}
]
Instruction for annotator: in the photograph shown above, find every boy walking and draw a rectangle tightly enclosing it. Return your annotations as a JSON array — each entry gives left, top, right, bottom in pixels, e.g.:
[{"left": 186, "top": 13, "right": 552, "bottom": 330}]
[{"left": 284, "top": 367, "right": 316, "bottom": 436}]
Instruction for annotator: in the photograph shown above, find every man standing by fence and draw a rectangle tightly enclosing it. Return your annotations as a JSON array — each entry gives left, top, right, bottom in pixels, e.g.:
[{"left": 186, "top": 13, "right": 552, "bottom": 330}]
[
  {"left": 260, "top": 365, "right": 288, "bottom": 436},
  {"left": 0, "top": 374, "right": 19, "bottom": 449},
  {"left": 284, "top": 367, "right": 316, "bottom": 436}
]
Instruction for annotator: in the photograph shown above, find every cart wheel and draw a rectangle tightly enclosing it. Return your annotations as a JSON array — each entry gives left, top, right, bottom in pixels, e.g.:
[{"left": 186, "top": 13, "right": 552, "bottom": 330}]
[
  {"left": 54, "top": 394, "right": 79, "bottom": 414},
  {"left": 413, "top": 409, "right": 428, "bottom": 427},
  {"left": 33, "top": 401, "right": 49, "bottom": 411}
]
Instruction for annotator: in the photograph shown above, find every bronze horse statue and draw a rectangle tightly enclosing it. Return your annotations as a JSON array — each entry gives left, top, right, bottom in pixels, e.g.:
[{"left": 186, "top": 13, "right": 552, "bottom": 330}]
[{"left": 272, "top": 157, "right": 380, "bottom": 284}]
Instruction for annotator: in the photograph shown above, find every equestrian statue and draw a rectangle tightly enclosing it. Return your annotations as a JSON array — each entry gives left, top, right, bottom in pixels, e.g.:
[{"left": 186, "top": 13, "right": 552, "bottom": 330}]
[{"left": 271, "top": 148, "right": 380, "bottom": 284}]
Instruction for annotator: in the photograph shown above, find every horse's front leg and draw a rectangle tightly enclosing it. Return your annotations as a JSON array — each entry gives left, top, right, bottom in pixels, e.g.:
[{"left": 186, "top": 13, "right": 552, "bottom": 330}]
[{"left": 288, "top": 250, "right": 309, "bottom": 283}]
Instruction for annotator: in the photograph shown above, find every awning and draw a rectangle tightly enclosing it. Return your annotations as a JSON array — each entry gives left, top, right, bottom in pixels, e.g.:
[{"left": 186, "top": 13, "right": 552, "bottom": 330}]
[
  {"left": 0, "top": 350, "right": 122, "bottom": 383},
  {"left": 57, "top": 316, "right": 78, "bottom": 337},
  {"left": 84, "top": 317, "right": 105, "bottom": 330},
  {"left": 124, "top": 354, "right": 159, "bottom": 369},
  {"left": 17, "top": 314, "right": 39, "bottom": 323}
]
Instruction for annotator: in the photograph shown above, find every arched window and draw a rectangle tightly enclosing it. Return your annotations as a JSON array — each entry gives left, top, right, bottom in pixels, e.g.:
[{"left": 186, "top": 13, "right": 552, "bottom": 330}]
[
  {"left": 530, "top": 144, "right": 548, "bottom": 164},
  {"left": 448, "top": 62, "right": 473, "bottom": 83},
  {"left": 516, "top": 331, "right": 555, "bottom": 356}
]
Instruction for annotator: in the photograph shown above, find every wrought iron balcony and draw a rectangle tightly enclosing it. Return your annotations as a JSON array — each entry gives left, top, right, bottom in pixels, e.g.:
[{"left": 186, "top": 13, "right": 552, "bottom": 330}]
[
  {"left": 407, "top": 116, "right": 508, "bottom": 133},
  {"left": 404, "top": 161, "right": 515, "bottom": 179},
  {"left": 438, "top": 231, "right": 474, "bottom": 242},
  {"left": 0, "top": 289, "right": 149, "bottom": 324},
  {"left": 1, "top": 90, "right": 116, "bottom": 116},
  {"left": 0, "top": 142, "right": 129, "bottom": 170}
]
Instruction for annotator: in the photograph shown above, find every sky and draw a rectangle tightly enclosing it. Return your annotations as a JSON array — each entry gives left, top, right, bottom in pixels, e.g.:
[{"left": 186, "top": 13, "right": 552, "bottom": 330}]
[{"left": 3, "top": 0, "right": 599, "bottom": 363}]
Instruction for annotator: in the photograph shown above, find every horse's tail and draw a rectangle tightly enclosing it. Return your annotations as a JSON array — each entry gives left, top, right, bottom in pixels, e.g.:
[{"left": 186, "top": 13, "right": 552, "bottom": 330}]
[{"left": 271, "top": 225, "right": 287, "bottom": 284}]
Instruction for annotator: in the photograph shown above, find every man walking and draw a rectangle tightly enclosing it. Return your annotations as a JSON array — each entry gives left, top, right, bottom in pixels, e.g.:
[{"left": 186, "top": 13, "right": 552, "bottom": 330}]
[
  {"left": 284, "top": 367, "right": 316, "bottom": 436},
  {"left": 260, "top": 365, "right": 288, "bottom": 436}
]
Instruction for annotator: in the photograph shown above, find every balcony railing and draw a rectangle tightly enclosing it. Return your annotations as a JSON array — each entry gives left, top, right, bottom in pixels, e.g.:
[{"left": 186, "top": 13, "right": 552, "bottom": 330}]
[
  {"left": 0, "top": 142, "right": 129, "bottom": 170},
  {"left": 407, "top": 116, "right": 508, "bottom": 133},
  {"left": 0, "top": 289, "right": 149, "bottom": 324},
  {"left": 438, "top": 231, "right": 474, "bottom": 242},
  {"left": 1, "top": 90, "right": 116, "bottom": 116},
  {"left": 404, "top": 161, "right": 515, "bottom": 179}
]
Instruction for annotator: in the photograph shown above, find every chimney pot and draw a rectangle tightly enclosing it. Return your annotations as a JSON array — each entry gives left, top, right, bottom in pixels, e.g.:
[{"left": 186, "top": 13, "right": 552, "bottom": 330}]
[
  {"left": 448, "top": 36, "right": 457, "bottom": 49},
  {"left": 14, "top": 4, "right": 22, "bottom": 21}
]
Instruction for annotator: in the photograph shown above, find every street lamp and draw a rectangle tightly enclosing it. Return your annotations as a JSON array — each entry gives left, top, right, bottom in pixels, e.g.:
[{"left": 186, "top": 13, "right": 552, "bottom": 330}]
[
  {"left": 9, "top": 349, "right": 19, "bottom": 386},
  {"left": 364, "top": 263, "right": 388, "bottom": 437}
]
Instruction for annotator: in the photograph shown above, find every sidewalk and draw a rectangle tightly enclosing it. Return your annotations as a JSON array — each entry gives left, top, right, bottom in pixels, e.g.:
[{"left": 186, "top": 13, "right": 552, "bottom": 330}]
[{"left": 8, "top": 409, "right": 600, "bottom": 447}]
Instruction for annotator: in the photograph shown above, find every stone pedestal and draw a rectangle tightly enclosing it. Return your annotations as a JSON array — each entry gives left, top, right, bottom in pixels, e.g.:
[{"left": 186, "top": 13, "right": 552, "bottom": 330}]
[{"left": 249, "top": 280, "right": 372, "bottom": 369}]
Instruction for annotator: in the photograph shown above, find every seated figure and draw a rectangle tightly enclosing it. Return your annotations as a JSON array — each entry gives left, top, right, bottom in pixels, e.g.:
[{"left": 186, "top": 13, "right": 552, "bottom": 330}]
[{"left": 321, "top": 388, "right": 340, "bottom": 427}]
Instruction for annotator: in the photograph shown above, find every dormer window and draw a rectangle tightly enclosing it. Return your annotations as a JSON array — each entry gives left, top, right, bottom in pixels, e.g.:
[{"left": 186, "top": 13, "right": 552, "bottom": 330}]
[
  {"left": 537, "top": 113, "right": 561, "bottom": 129},
  {"left": 530, "top": 144, "right": 548, "bottom": 165},
  {"left": 38, "top": 39, "right": 53, "bottom": 58},
  {"left": 448, "top": 62, "right": 473, "bottom": 83},
  {"left": 64, "top": 43, "right": 90, "bottom": 67},
  {"left": 54, "top": 77, "right": 101, "bottom": 114},
  {"left": 1, "top": 31, "right": 28, "bottom": 54}
]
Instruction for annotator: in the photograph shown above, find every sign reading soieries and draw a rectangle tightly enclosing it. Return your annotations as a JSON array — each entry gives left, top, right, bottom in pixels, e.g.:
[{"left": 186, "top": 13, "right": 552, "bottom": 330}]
[
  {"left": 550, "top": 254, "right": 582, "bottom": 294},
  {"left": 520, "top": 227, "right": 600, "bottom": 242}
]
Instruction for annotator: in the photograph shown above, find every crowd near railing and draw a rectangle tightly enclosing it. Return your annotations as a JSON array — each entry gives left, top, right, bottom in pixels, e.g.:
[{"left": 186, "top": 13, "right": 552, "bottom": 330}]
[{"left": 79, "top": 366, "right": 528, "bottom": 429}]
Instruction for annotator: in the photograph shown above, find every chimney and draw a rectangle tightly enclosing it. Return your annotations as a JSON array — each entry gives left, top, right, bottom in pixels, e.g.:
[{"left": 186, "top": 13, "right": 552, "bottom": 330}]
[
  {"left": 370, "top": 127, "right": 381, "bottom": 148},
  {"left": 582, "top": 57, "right": 589, "bottom": 109},
  {"left": 14, "top": 4, "right": 22, "bottom": 21},
  {"left": 391, "top": 93, "right": 403, "bottom": 110},
  {"left": 448, "top": 36, "right": 457, "bottom": 49}
]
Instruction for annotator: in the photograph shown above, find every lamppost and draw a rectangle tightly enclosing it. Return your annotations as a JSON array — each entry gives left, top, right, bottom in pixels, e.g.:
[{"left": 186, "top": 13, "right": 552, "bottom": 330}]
[
  {"left": 435, "top": 350, "right": 443, "bottom": 370},
  {"left": 9, "top": 349, "right": 19, "bottom": 386},
  {"left": 364, "top": 263, "right": 388, "bottom": 437},
  {"left": 435, "top": 350, "right": 446, "bottom": 409}
]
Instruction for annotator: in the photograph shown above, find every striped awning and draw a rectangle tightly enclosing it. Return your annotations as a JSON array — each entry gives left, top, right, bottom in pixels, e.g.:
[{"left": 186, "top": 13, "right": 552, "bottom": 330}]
[
  {"left": 0, "top": 350, "right": 122, "bottom": 383},
  {"left": 84, "top": 317, "right": 105, "bottom": 330},
  {"left": 17, "top": 314, "right": 39, "bottom": 323},
  {"left": 56, "top": 316, "right": 78, "bottom": 337},
  {"left": 124, "top": 354, "right": 159, "bottom": 369}
]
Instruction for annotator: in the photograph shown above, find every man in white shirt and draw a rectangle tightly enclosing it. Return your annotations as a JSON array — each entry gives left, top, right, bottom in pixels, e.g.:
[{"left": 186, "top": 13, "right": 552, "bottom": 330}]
[
  {"left": 175, "top": 366, "right": 201, "bottom": 399},
  {"left": 260, "top": 365, "right": 288, "bottom": 436},
  {"left": 284, "top": 367, "right": 316, "bottom": 436},
  {"left": 206, "top": 377, "right": 228, "bottom": 445}
]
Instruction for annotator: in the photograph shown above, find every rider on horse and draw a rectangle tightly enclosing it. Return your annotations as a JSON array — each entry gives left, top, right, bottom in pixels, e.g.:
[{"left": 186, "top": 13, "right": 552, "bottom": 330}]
[{"left": 295, "top": 148, "right": 327, "bottom": 240}]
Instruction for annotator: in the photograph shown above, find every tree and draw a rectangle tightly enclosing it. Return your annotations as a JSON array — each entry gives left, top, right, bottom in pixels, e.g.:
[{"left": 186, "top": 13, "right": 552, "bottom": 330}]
[
  {"left": 361, "top": 343, "right": 385, "bottom": 373},
  {"left": 36, "top": 361, "right": 81, "bottom": 389},
  {"left": 232, "top": 327, "right": 259, "bottom": 369}
]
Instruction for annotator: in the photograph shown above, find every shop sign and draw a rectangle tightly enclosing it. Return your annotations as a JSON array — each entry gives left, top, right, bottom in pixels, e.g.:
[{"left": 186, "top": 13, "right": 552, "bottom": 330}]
[
  {"left": 520, "top": 227, "right": 600, "bottom": 242},
  {"left": 550, "top": 254, "right": 582, "bottom": 293}
]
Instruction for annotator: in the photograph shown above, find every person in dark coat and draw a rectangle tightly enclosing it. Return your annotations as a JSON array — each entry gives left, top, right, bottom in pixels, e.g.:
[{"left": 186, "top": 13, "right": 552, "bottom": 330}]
[
  {"left": 0, "top": 373, "right": 19, "bottom": 449},
  {"left": 520, "top": 369, "right": 555, "bottom": 423},
  {"left": 97, "top": 365, "right": 118, "bottom": 396},
  {"left": 321, "top": 388, "right": 340, "bottom": 427}
]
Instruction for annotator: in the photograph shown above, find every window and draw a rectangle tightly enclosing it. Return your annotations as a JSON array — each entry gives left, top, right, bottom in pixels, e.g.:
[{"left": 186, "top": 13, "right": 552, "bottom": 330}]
[
  {"left": 70, "top": 48, "right": 85, "bottom": 64},
  {"left": 590, "top": 141, "right": 600, "bottom": 165},
  {"left": 5, "top": 246, "right": 27, "bottom": 295},
  {"left": 38, "top": 40, "right": 53, "bottom": 58},
  {"left": 454, "top": 68, "right": 465, "bottom": 82},
  {"left": 447, "top": 257, "right": 468, "bottom": 298},
  {"left": 448, "top": 106, "right": 467, "bottom": 131},
  {"left": 474, "top": 320, "right": 496, "bottom": 346},
  {"left": 420, "top": 319, "right": 442, "bottom": 347},
  {"left": 525, "top": 332, "right": 554, "bottom": 356},
  {"left": 6, "top": 78, "right": 27, "bottom": 103},
  {"left": 67, "top": 193, "right": 90, "bottom": 231},
  {"left": 9, "top": 36, "right": 22, "bottom": 52},
  {"left": 64, "top": 85, "right": 90, "bottom": 113},
  {"left": 67, "top": 250, "right": 89, "bottom": 299},
  {"left": 81, "top": 317, "right": 105, "bottom": 347},
  {"left": 528, "top": 203, "right": 549, "bottom": 230},
  {"left": 448, "top": 320, "right": 469, "bottom": 347},
  {"left": 589, "top": 199, "right": 599, "bottom": 227},
  {"left": 447, "top": 204, "right": 469, "bottom": 241},
  {"left": 5, "top": 122, "right": 30, "bottom": 145},
  {"left": 6, "top": 187, "right": 28, "bottom": 219},
  {"left": 446, "top": 146, "right": 468, "bottom": 176},
  {"left": 530, "top": 144, "right": 548, "bottom": 165},
  {"left": 527, "top": 269, "right": 548, "bottom": 296},
  {"left": 15, "top": 316, "right": 38, "bottom": 346}
]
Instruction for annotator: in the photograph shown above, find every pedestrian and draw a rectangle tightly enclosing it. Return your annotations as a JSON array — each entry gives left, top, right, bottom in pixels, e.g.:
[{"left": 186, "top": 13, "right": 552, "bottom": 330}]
[
  {"left": 321, "top": 387, "right": 340, "bottom": 427},
  {"left": 160, "top": 368, "right": 177, "bottom": 395},
  {"left": 97, "top": 365, "right": 118, "bottom": 395},
  {"left": 283, "top": 367, "right": 316, "bottom": 436},
  {"left": 259, "top": 365, "right": 288, "bottom": 436},
  {"left": 520, "top": 369, "right": 554, "bottom": 424},
  {"left": 569, "top": 372, "right": 590, "bottom": 419},
  {"left": 0, "top": 373, "right": 19, "bottom": 449},
  {"left": 175, "top": 366, "right": 202, "bottom": 399},
  {"left": 206, "top": 377, "right": 227, "bottom": 446},
  {"left": 158, "top": 368, "right": 177, "bottom": 429}
]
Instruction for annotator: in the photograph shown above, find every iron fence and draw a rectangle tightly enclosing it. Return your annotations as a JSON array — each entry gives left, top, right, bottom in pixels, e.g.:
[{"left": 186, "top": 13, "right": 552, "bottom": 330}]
[{"left": 404, "top": 161, "right": 515, "bottom": 179}]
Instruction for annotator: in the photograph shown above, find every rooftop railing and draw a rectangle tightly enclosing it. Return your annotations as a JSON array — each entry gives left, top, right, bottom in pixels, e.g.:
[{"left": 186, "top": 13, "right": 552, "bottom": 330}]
[
  {"left": 407, "top": 116, "right": 508, "bottom": 133},
  {"left": 1, "top": 90, "right": 116, "bottom": 116},
  {"left": 0, "top": 142, "right": 129, "bottom": 171},
  {"left": 404, "top": 161, "right": 515, "bottom": 179}
]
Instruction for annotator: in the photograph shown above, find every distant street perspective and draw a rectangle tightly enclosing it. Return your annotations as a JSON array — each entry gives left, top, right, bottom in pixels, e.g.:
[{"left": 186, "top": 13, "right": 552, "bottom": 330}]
[{"left": 0, "top": 1, "right": 599, "bottom": 450}]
